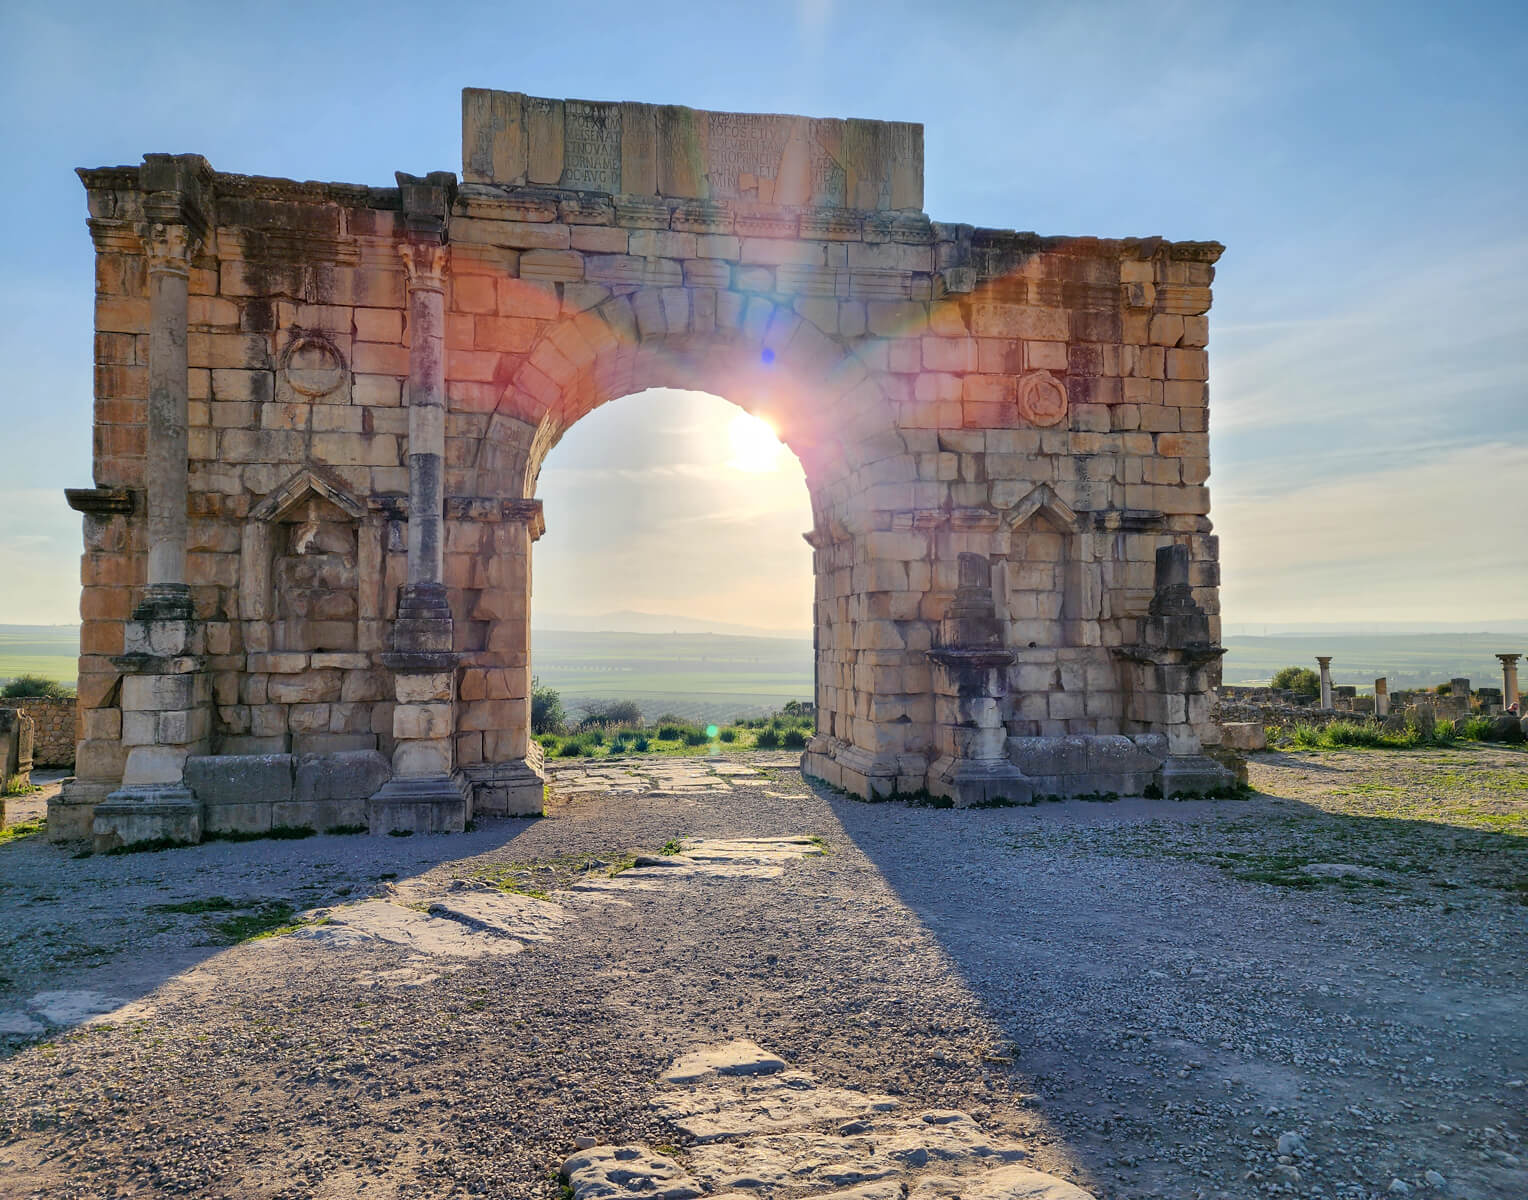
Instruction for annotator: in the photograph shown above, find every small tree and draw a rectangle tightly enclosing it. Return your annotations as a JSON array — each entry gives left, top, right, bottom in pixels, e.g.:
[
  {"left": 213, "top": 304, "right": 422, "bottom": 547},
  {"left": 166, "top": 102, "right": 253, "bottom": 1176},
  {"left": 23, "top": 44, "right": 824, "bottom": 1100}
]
[
  {"left": 530, "top": 677, "right": 566, "bottom": 735},
  {"left": 1, "top": 675, "right": 71, "bottom": 700},
  {"left": 1270, "top": 666, "right": 1320, "bottom": 698},
  {"left": 578, "top": 699, "right": 643, "bottom": 729}
]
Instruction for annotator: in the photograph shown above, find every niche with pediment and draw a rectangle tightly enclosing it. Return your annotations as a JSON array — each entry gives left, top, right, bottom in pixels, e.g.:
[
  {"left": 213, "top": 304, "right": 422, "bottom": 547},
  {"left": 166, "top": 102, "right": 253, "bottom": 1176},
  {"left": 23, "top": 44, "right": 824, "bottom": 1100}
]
[
  {"left": 994, "top": 485, "right": 1100, "bottom": 651},
  {"left": 240, "top": 471, "right": 369, "bottom": 651}
]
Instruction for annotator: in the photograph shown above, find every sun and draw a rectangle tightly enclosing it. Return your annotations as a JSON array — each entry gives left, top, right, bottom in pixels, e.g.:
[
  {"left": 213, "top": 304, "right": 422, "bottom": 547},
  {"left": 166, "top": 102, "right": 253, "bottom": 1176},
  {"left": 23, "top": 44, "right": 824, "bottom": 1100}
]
[{"left": 726, "top": 411, "right": 784, "bottom": 473}]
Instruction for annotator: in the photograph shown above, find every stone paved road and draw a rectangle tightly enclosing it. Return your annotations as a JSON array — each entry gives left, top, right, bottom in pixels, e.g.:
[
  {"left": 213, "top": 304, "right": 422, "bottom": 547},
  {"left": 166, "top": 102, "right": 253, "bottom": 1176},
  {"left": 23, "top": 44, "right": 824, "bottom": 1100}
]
[{"left": 1, "top": 747, "right": 1525, "bottom": 1199}]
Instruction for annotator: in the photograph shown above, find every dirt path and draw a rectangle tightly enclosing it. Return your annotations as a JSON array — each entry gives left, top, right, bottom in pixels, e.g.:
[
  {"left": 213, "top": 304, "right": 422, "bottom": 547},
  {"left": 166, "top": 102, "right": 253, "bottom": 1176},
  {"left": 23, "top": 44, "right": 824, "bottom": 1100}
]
[{"left": 0, "top": 747, "right": 1524, "bottom": 1199}]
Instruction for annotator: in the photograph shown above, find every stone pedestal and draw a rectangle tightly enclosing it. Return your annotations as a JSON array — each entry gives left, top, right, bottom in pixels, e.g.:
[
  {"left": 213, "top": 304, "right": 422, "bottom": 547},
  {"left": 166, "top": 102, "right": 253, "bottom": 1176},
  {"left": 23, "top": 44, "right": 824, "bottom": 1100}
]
[
  {"left": 925, "top": 553, "right": 1031, "bottom": 806},
  {"left": 94, "top": 586, "right": 208, "bottom": 851},
  {"left": 1114, "top": 545, "right": 1233, "bottom": 796},
  {"left": 369, "top": 585, "right": 470, "bottom": 833},
  {"left": 1374, "top": 677, "right": 1389, "bottom": 718}
]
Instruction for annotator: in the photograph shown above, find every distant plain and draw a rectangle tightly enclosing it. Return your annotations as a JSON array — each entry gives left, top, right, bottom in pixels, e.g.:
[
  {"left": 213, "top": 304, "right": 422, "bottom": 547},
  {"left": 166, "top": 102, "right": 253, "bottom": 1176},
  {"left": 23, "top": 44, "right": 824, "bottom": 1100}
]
[{"left": 3, "top": 625, "right": 1521, "bottom": 720}]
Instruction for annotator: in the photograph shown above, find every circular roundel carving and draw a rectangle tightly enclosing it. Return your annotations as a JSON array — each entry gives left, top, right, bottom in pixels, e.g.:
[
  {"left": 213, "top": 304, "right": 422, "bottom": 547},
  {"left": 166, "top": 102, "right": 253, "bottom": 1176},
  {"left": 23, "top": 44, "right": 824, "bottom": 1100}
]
[
  {"left": 1016, "top": 372, "right": 1068, "bottom": 427},
  {"left": 281, "top": 333, "right": 346, "bottom": 397}
]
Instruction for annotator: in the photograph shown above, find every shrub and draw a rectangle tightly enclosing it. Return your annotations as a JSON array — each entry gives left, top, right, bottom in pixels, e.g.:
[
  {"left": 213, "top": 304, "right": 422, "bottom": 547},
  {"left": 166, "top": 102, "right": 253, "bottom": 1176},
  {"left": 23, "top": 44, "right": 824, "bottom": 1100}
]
[
  {"left": 1459, "top": 715, "right": 1494, "bottom": 741},
  {"left": 656, "top": 723, "right": 685, "bottom": 740},
  {"left": 578, "top": 699, "right": 643, "bottom": 729},
  {"left": 586, "top": 728, "right": 606, "bottom": 746},
  {"left": 632, "top": 735, "right": 651, "bottom": 752},
  {"left": 755, "top": 727, "right": 781, "bottom": 749},
  {"left": 531, "top": 678, "right": 566, "bottom": 735},
  {"left": 719, "top": 727, "right": 737, "bottom": 743},
  {"left": 1270, "top": 667, "right": 1320, "bottom": 698},
  {"left": 781, "top": 699, "right": 812, "bottom": 718},
  {"left": 682, "top": 729, "right": 708, "bottom": 746},
  {"left": 1, "top": 675, "right": 71, "bottom": 700},
  {"left": 557, "top": 741, "right": 586, "bottom": 758},
  {"left": 782, "top": 728, "right": 807, "bottom": 749}
]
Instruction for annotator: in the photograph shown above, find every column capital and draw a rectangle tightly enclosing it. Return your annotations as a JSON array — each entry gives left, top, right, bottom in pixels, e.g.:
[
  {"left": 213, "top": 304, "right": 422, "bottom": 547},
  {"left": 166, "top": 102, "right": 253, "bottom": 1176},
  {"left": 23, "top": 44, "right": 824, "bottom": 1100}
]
[
  {"left": 1496, "top": 652, "right": 1521, "bottom": 665},
  {"left": 140, "top": 221, "right": 198, "bottom": 277},
  {"left": 399, "top": 240, "right": 449, "bottom": 291}
]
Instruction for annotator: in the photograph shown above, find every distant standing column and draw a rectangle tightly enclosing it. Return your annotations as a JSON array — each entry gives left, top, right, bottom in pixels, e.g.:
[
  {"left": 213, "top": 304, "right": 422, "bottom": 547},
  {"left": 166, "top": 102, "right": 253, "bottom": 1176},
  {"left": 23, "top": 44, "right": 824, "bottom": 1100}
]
[
  {"left": 1451, "top": 678, "right": 1472, "bottom": 712},
  {"left": 1315, "top": 657, "right": 1333, "bottom": 709},
  {"left": 1497, "top": 654, "right": 1520, "bottom": 710},
  {"left": 1374, "top": 677, "right": 1389, "bottom": 718}
]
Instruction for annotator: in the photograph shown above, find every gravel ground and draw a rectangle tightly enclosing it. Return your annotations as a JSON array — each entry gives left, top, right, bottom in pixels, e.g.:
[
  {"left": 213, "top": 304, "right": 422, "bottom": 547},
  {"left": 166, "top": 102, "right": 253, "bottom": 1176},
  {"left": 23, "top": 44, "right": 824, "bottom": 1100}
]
[{"left": 0, "top": 745, "right": 1524, "bottom": 1199}]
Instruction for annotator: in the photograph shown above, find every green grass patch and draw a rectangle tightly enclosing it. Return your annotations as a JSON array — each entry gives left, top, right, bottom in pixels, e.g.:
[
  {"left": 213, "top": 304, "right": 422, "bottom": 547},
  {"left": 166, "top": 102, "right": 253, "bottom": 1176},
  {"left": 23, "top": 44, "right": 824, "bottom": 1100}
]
[
  {"left": 0, "top": 817, "right": 46, "bottom": 845},
  {"left": 149, "top": 896, "right": 245, "bottom": 915},
  {"left": 211, "top": 902, "right": 298, "bottom": 943}
]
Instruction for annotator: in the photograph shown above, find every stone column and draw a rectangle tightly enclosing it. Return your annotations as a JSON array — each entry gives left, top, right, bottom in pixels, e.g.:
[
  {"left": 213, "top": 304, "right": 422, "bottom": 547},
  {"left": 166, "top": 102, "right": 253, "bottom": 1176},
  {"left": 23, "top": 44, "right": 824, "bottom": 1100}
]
[
  {"left": 1374, "top": 677, "right": 1389, "bottom": 718},
  {"left": 926, "top": 553, "right": 1031, "bottom": 806},
  {"left": 143, "top": 222, "right": 192, "bottom": 598},
  {"left": 1498, "top": 654, "right": 1520, "bottom": 711},
  {"left": 368, "top": 171, "right": 470, "bottom": 834},
  {"left": 1451, "top": 678, "right": 1472, "bottom": 715},
  {"left": 93, "top": 158, "right": 214, "bottom": 851},
  {"left": 1316, "top": 657, "right": 1333, "bottom": 709},
  {"left": 1112, "top": 545, "right": 1233, "bottom": 797}
]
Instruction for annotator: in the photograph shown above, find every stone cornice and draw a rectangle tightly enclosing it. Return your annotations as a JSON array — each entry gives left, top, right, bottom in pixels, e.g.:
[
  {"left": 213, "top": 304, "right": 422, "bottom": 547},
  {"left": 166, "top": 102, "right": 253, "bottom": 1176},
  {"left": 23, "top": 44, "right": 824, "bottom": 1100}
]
[{"left": 65, "top": 486, "right": 136, "bottom": 516}]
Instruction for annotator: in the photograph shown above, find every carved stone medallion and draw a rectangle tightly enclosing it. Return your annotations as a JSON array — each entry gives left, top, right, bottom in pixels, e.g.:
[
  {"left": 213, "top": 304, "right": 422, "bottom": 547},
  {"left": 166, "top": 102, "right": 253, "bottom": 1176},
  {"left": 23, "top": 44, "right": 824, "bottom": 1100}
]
[{"left": 1016, "top": 372, "right": 1068, "bottom": 427}]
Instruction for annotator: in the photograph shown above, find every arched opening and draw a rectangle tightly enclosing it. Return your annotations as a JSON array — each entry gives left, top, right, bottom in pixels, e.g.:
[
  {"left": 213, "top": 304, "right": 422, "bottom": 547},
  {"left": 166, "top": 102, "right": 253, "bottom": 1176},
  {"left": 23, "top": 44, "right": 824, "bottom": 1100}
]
[
  {"left": 442, "top": 287, "right": 927, "bottom": 810},
  {"left": 528, "top": 386, "right": 816, "bottom": 732}
]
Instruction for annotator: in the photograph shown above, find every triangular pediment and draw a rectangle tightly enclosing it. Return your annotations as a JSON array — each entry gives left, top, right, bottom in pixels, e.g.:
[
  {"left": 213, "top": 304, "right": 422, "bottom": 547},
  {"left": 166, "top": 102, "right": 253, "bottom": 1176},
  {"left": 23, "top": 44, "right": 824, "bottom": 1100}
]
[
  {"left": 999, "top": 484, "right": 1085, "bottom": 535},
  {"left": 248, "top": 469, "right": 367, "bottom": 524}
]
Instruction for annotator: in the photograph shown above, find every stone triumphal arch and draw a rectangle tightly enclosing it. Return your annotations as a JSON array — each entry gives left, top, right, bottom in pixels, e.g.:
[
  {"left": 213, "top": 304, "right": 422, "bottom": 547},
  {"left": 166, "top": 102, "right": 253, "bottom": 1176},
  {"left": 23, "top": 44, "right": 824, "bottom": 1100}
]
[{"left": 56, "top": 89, "right": 1232, "bottom": 847}]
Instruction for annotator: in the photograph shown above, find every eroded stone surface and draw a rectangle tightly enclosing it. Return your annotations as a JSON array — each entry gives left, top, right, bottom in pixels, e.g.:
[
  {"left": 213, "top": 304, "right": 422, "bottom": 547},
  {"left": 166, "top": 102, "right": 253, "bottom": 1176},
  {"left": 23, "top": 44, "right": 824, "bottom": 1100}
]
[
  {"left": 565, "top": 1040, "right": 1096, "bottom": 1199},
  {"left": 280, "top": 838, "right": 821, "bottom": 975}
]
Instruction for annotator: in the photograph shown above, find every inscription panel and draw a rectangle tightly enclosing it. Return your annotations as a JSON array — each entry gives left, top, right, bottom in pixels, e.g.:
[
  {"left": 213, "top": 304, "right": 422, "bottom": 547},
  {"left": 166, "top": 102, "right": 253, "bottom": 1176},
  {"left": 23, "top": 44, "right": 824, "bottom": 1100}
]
[
  {"left": 562, "top": 100, "right": 622, "bottom": 193},
  {"left": 463, "top": 89, "right": 922, "bottom": 211}
]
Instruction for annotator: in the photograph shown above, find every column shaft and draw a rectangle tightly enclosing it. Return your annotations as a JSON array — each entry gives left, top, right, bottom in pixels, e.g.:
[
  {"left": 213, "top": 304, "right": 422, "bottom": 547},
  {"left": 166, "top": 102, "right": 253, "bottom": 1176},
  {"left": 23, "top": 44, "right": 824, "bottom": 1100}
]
[
  {"left": 403, "top": 242, "right": 447, "bottom": 588},
  {"left": 144, "top": 226, "right": 191, "bottom": 591}
]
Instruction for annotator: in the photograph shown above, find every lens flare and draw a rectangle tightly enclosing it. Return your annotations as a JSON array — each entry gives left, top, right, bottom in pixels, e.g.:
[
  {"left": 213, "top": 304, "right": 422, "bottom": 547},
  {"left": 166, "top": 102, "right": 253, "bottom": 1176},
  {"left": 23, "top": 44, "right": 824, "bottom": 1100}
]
[{"left": 726, "top": 411, "right": 784, "bottom": 473}]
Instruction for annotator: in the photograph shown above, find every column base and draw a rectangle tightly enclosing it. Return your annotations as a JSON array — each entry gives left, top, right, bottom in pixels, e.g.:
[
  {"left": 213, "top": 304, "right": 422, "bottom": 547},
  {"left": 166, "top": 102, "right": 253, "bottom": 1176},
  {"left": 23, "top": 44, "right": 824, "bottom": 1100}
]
[
  {"left": 366, "top": 772, "right": 472, "bottom": 834},
  {"left": 48, "top": 779, "right": 115, "bottom": 842},
  {"left": 801, "top": 739, "right": 902, "bottom": 799},
  {"left": 926, "top": 755, "right": 1033, "bottom": 808},
  {"left": 461, "top": 759, "right": 546, "bottom": 817},
  {"left": 1155, "top": 754, "right": 1237, "bottom": 799},
  {"left": 93, "top": 785, "right": 202, "bottom": 853}
]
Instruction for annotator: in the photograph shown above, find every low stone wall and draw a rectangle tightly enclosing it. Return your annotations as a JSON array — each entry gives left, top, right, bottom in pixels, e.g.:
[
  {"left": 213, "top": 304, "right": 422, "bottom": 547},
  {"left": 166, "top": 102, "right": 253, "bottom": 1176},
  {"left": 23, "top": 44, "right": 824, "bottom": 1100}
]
[
  {"left": 1215, "top": 701, "right": 1358, "bottom": 730},
  {"left": 14, "top": 698, "right": 76, "bottom": 768}
]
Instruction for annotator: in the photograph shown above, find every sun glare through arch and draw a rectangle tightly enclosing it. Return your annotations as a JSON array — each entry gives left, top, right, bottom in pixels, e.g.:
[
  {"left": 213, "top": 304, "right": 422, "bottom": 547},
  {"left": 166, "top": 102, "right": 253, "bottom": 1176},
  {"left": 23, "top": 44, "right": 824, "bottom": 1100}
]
[{"left": 725, "top": 411, "right": 786, "bottom": 474}]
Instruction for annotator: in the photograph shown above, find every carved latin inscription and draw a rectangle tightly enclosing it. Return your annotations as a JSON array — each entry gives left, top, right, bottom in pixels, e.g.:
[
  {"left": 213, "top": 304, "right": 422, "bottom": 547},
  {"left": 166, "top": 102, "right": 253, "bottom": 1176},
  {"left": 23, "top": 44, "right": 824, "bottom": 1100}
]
[{"left": 563, "top": 100, "right": 622, "bottom": 193}]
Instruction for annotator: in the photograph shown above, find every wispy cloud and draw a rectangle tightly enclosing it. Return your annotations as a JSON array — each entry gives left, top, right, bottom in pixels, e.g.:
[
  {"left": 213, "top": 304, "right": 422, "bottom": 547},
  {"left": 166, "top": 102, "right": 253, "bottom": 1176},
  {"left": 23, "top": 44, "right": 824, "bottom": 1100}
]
[{"left": 1216, "top": 440, "right": 1528, "bottom": 623}]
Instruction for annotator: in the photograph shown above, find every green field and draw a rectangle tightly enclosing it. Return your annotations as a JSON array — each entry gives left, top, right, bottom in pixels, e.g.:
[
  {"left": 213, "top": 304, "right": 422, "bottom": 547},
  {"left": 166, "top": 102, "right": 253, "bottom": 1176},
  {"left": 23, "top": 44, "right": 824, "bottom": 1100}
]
[
  {"left": 531, "top": 629, "right": 813, "bottom": 723},
  {"left": 0, "top": 628, "right": 81, "bottom": 686}
]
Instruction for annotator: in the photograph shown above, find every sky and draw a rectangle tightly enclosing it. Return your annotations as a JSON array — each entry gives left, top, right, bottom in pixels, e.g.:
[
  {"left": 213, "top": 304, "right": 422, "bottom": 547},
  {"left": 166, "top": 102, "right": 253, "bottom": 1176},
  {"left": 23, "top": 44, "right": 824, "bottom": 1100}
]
[{"left": 0, "top": 0, "right": 1523, "bottom": 633}]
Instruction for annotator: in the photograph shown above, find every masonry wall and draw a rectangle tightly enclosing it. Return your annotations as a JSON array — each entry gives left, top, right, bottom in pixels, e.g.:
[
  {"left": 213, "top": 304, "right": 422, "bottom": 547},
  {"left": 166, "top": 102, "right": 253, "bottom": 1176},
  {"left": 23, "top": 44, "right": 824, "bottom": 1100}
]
[
  {"left": 72, "top": 156, "right": 1222, "bottom": 806},
  {"left": 13, "top": 698, "right": 76, "bottom": 768}
]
